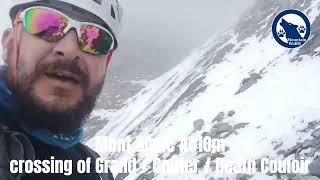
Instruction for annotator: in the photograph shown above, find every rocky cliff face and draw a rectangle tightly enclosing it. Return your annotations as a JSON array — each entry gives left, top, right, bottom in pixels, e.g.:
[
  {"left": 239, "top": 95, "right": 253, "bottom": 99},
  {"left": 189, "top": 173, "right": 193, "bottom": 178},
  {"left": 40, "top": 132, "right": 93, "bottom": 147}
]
[{"left": 87, "top": 0, "right": 320, "bottom": 179}]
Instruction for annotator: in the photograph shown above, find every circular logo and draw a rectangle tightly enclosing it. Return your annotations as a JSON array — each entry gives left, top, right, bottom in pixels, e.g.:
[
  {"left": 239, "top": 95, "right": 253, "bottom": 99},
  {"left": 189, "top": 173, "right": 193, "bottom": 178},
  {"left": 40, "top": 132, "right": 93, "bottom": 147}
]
[{"left": 272, "top": 9, "right": 311, "bottom": 48}]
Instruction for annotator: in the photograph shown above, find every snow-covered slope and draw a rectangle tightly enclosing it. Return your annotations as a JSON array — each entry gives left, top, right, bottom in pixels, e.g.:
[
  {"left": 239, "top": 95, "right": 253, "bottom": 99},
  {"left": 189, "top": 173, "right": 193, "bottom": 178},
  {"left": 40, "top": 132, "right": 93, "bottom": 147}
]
[{"left": 87, "top": 0, "right": 320, "bottom": 179}]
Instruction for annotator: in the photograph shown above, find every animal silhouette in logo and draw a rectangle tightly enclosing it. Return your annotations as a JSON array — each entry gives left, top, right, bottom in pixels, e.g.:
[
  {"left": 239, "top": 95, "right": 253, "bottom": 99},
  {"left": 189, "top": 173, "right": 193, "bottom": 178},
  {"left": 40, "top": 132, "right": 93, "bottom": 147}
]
[{"left": 279, "top": 18, "right": 304, "bottom": 40}]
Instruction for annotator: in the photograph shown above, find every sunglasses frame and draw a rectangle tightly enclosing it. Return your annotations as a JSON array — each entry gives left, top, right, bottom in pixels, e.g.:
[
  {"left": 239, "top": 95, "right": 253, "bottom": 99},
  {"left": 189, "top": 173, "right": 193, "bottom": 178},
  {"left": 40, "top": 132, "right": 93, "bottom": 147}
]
[{"left": 18, "top": 6, "right": 115, "bottom": 56}]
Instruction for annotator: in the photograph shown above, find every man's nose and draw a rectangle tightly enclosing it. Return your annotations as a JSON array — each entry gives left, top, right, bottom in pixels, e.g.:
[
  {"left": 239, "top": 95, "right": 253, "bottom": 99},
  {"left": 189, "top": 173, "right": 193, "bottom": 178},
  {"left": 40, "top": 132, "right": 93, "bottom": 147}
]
[{"left": 52, "top": 29, "right": 81, "bottom": 60}]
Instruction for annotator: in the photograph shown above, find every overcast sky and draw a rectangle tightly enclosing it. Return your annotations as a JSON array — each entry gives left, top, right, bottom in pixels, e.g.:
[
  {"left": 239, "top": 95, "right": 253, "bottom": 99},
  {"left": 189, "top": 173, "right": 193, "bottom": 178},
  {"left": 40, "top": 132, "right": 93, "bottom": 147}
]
[
  {"left": 0, "top": 0, "right": 255, "bottom": 80},
  {"left": 111, "top": 0, "right": 255, "bottom": 79}
]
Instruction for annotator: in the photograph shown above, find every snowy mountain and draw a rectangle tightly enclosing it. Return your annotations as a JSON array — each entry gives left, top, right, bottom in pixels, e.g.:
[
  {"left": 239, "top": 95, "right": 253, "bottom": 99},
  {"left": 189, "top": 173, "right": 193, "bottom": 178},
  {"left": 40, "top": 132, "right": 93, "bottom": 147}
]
[{"left": 87, "top": 0, "right": 320, "bottom": 179}]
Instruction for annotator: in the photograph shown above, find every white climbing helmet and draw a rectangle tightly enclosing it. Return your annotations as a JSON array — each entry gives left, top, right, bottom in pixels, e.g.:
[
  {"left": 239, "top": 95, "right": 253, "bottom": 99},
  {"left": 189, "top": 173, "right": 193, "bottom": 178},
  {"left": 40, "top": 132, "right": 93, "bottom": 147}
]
[{"left": 9, "top": 0, "right": 123, "bottom": 48}]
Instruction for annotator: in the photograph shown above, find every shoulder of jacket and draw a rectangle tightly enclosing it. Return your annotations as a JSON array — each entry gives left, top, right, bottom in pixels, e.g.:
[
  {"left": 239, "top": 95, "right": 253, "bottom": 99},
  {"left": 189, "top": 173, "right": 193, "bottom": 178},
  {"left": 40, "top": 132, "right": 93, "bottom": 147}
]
[{"left": 76, "top": 143, "right": 100, "bottom": 158}]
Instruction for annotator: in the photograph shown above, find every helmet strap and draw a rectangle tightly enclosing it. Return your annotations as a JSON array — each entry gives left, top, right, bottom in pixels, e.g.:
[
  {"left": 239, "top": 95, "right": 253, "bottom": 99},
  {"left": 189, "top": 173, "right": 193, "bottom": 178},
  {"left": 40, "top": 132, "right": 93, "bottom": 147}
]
[
  {"left": 12, "top": 9, "right": 23, "bottom": 86},
  {"left": 105, "top": 49, "right": 115, "bottom": 69}
]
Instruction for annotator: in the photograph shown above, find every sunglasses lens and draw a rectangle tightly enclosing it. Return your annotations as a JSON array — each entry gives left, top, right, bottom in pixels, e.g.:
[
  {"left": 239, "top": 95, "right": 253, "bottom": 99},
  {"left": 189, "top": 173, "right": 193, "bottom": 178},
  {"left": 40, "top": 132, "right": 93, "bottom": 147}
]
[
  {"left": 24, "top": 8, "right": 68, "bottom": 42},
  {"left": 80, "top": 24, "right": 114, "bottom": 56}
]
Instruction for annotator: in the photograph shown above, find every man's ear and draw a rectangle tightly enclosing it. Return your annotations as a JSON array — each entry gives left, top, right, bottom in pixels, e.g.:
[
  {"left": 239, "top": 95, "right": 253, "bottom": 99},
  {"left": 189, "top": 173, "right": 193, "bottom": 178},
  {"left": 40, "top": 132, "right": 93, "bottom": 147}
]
[
  {"left": 105, "top": 49, "right": 115, "bottom": 69},
  {"left": 1, "top": 28, "right": 14, "bottom": 64}
]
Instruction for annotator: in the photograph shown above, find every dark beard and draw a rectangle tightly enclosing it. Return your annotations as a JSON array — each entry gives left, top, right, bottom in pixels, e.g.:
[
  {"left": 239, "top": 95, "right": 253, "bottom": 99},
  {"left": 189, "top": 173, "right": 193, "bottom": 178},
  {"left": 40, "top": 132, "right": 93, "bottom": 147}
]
[{"left": 11, "top": 60, "right": 104, "bottom": 134}]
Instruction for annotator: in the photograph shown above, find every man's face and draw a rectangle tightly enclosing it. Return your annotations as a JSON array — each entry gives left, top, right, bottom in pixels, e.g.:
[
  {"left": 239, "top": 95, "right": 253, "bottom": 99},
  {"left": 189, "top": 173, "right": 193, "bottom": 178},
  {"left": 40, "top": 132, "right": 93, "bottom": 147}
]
[{"left": 1, "top": 22, "right": 111, "bottom": 133}]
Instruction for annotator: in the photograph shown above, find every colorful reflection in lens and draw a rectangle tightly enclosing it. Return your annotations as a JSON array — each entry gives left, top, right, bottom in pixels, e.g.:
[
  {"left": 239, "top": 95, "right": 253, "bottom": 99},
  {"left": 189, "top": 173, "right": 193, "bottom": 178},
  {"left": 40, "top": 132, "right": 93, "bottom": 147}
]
[
  {"left": 80, "top": 25, "right": 113, "bottom": 55},
  {"left": 23, "top": 8, "right": 113, "bottom": 55},
  {"left": 25, "top": 8, "right": 67, "bottom": 41}
]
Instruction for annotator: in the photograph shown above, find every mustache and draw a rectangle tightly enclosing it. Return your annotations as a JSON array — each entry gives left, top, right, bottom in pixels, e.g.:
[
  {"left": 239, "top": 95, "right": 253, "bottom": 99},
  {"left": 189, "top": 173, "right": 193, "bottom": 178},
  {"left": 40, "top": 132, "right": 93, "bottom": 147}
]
[{"left": 34, "top": 59, "right": 89, "bottom": 88}]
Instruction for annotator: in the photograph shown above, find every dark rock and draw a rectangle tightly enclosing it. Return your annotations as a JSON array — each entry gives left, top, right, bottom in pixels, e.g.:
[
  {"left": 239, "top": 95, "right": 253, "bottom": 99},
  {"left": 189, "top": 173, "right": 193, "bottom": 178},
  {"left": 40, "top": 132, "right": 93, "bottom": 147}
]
[
  {"left": 213, "top": 123, "right": 233, "bottom": 133},
  {"left": 236, "top": 174, "right": 253, "bottom": 180},
  {"left": 207, "top": 123, "right": 234, "bottom": 138},
  {"left": 241, "top": 77, "right": 251, "bottom": 85},
  {"left": 277, "top": 150, "right": 286, "bottom": 155},
  {"left": 225, "top": 146, "right": 230, "bottom": 152},
  {"left": 305, "top": 148, "right": 316, "bottom": 158},
  {"left": 285, "top": 173, "right": 296, "bottom": 179},
  {"left": 194, "top": 119, "right": 205, "bottom": 131},
  {"left": 202, "top": 132, "right": 210, "bottom": 137},
  {"left": 221, "top": 132, "right": 234, "bottom": 138},
  {"left": 292, "top": 175, "right": 304, "bottom": 180},
  {"left": 273, "top": 142, "right": 283, "bottom": 150},
  {"left": 165, "top": 142, "right": 181, "bottom": 160},
  {"left": 233, "top": 123, "right": 249, "bottom": 130},
  {"left": 302, "top": 139, "right": 318, "bottom": 149},
  {"left": 115, "top": 173, "right": 129, "bottom": 180},
  {"left": 250, "top": 73, "right": 262, "bottom": 80},
  {"left": 234, "top": 43, "right": 248, "bottom": 54},
  {"left": 284, "top": 144, "right": 302, "bottom": 157},
  {"left": 210, "top": 161, "right": 216, "bottom": 170},
  {"left": 307, "top": 121, "right": 320, "bottom": 131},
  {"left": 295, "top": 12, "right": 320, "bottom": 61},
  {"left": 293, "top": 175, "right": 320, "bottom": 180},
  {"left": 135, "top": 169, "right": 155, "bottom": 180},
  {"left": 212, "top": 112, "right": 225, "bottom": 123},
  {"left": 255, "top": 159, "right": 262, "bottom": 171},
  {"left": 197, "top": 156, "right": 208, "bottom": 169},
  {"left": 309, "top": 157, "right": 320, "bottom": 177},
  {"left": 311, "top": 128, "right": 320, "bottom": 138},
  {"left": 235, "top": 73, "right": 262, "bottom": 95},
  {"left": 228, "top": 110, "right": 236, "bottom": 117},
  {"left": 203, "top": 43, "right": 235, "bottom": 70}
]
